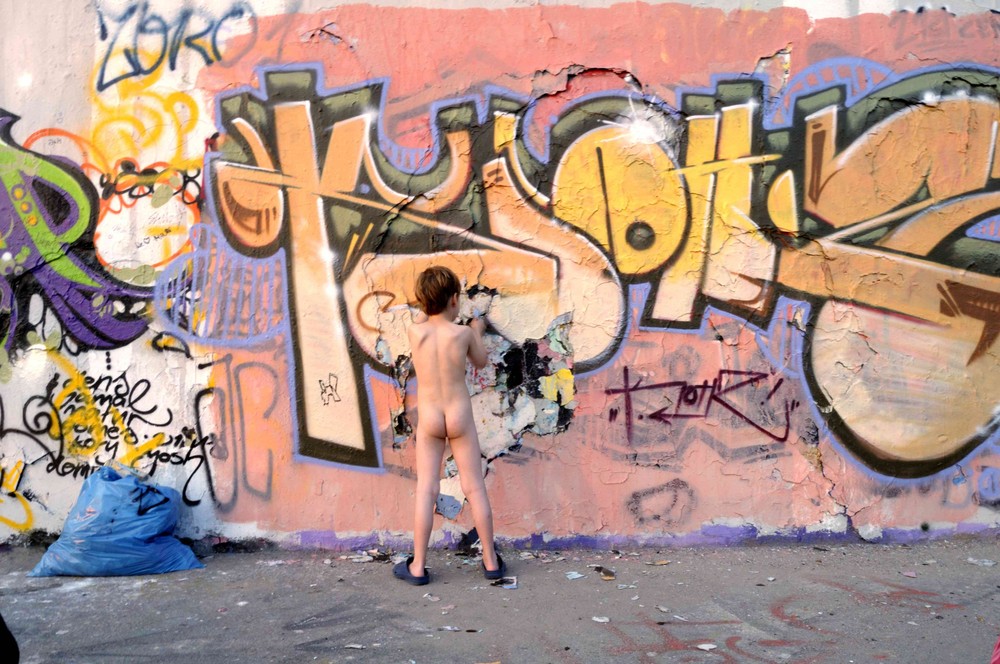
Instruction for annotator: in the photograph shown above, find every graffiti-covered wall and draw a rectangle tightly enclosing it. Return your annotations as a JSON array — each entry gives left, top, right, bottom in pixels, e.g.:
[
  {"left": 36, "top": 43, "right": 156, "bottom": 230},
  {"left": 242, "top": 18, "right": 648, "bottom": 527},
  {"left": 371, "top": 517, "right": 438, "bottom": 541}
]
[{"left": 3, "top": 0, "right": 1000, "bottom": 546}]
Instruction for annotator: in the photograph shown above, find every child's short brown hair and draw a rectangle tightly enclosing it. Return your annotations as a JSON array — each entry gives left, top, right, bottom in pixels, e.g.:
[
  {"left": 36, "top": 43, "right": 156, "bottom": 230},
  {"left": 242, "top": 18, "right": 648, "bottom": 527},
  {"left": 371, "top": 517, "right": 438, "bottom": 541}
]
[{"left": 415, "top": 266, "right": 461, "bottom": 315}]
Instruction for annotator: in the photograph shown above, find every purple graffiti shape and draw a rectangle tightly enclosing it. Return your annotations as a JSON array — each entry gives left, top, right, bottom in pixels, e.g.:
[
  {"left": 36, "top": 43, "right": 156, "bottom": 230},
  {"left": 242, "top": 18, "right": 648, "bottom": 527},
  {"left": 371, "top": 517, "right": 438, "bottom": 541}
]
[{"left": 0, "top": 112, "right": 149, "bottom": 352}]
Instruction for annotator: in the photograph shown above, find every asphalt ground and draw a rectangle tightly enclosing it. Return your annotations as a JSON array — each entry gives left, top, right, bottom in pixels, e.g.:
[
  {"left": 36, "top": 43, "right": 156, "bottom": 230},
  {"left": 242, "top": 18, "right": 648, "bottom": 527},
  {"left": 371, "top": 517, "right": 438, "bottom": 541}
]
[{"left": 1, "top": 536, "right": 999, "bottom": 663}]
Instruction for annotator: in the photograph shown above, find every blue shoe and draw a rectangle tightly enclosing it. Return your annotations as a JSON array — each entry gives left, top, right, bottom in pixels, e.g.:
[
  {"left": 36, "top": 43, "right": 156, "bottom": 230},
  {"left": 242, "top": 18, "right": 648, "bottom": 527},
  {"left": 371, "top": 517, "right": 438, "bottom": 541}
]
[
  {"left": 393, "top": 556, "right": 429, "bottom": 586},
  {"left": 482, "top": 553, "right": 507, "bottom": 580}
]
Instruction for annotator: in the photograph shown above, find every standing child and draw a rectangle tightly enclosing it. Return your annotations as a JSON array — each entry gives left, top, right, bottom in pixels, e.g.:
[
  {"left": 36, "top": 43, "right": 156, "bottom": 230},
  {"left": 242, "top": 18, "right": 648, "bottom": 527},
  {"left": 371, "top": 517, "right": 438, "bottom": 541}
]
[{"left": 393, "top": 266, "right": 505, "bottom": 585}]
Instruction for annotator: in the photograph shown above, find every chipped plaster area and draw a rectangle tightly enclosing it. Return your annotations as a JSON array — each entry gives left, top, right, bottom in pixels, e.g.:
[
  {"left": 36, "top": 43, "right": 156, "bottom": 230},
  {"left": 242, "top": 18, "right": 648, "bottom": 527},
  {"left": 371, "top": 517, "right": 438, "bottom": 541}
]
[{"left": 754, "top": 44, "right": 793, "bottom": 101}]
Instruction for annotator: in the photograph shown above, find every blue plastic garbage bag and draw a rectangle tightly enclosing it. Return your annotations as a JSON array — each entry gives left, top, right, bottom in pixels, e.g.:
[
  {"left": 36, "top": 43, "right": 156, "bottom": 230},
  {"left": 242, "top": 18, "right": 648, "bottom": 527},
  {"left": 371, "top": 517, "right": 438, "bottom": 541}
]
[{"left": 29, "top": 466, "right": 203, "bottom": 576}]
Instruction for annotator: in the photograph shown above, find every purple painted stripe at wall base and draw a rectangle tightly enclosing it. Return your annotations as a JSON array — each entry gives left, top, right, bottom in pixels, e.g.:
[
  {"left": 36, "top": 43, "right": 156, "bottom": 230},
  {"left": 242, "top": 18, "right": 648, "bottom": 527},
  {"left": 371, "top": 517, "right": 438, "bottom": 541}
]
[{"left": 283, "top": 524, "right": 1000, "bottom": 552}]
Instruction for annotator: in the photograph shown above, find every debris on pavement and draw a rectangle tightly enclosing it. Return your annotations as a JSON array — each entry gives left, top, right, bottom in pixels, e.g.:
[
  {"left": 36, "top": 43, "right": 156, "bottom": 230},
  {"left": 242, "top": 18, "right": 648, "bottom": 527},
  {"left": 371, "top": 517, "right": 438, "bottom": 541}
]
[
  {"left": 341, "top": 547, "right": 394, "bottom": 564},
  {"left": 645, "top": 560, "right": 671, "bottom": 566},
  {"left": 901, "top": 570, "right": 918, "bottom": 578},
  {"left": 696, "top": 643, "right": 718, "bottom": 651},
  {"left": 565, "top": 571, "right": 586, "bottom": 580},
  {"left": 594, "top": 566, "right": 616, "bottom": 581},
  {"left": 491, "top": 576, "right": 517, "bottom": 589},
  {"left": 347, "top": 555, "right": 374, "bottom": 563},
  {"left": 439, "top": 626, "right": 462, "bottom": 631},
  {"left": 344, "top": 644, "right": 366, "bottom": 649},
  {"left": 656, "top": 606, "right": 670, "bottom": 613},
  {"left": 366, "top": 548, "right": 392, "bottom": 562},
  {"left": 423, "top": 593, "right": 440, "bottom": 602},
  {"left": 592, "top": 616, "right": 610, "bottom": 623},
  {"left": 967, "top": 557, "right": 997, "bottom": 567}
]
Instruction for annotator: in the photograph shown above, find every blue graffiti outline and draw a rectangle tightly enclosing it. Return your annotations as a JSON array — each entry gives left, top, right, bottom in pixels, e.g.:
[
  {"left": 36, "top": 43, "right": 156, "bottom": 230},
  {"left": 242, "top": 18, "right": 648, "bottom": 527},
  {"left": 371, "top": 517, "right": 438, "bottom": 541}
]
[
  {"left": 763, "top": 57, "right": 894, "bottom": 130},
  {"left": 152, "top": 225, "right": 289, "bottom": 348},
  {"left": 95, "top": 1, "right": 258, "bottom": 93},
  {"left": 765, "top": 58, "right": 1000, "bottom": 129},
  {"left": 211, "top": 63, "right": 496, "bottom": 176},
  {"left": 965, "top": 214, "right": 1000, "bottom": 242}
]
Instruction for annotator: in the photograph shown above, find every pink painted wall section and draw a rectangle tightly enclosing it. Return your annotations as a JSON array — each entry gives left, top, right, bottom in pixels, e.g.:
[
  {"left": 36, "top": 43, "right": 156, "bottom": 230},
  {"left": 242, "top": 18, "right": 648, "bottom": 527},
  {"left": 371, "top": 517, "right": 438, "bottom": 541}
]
[{"left": 2, "top": 1, "right": 1000, "bottom": 547}]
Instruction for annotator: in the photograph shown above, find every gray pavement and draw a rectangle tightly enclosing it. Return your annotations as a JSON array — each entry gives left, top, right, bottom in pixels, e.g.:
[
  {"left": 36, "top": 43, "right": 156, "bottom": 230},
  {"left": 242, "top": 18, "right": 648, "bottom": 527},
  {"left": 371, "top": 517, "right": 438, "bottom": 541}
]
[{"left": 1, "top": 536, "right": 999, "bottom": 663}]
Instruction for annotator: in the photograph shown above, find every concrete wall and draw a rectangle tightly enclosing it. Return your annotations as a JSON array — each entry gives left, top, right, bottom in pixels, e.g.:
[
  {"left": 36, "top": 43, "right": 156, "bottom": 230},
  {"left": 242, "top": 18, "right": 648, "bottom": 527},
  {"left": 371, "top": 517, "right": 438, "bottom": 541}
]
[{"left": 2, "top": 0, "right": 1000, "bottom": 548}]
